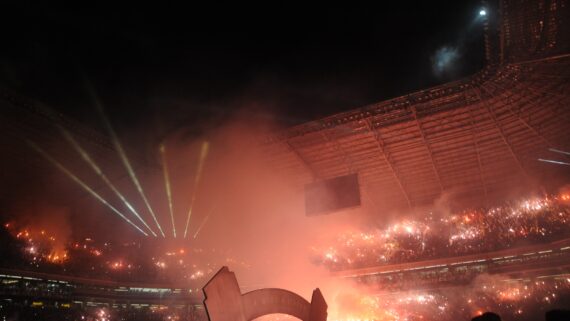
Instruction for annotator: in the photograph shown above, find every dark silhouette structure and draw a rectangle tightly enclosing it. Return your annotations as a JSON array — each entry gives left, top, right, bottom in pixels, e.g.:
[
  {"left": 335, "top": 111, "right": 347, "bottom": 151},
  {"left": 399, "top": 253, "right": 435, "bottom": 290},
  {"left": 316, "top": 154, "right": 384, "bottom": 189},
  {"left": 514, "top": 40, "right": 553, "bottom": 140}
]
[
  {"left": 545, "top": 309, "right": 570, "bottom": 321},
  {"left": 263, "top": 0, "right": 570, "bottom": 213},
  {"left": 203, "top": 267, "right": 327, "bottom": 321},
  {"left": 471, "top": 312, "right": 502, "bottom": 321}
]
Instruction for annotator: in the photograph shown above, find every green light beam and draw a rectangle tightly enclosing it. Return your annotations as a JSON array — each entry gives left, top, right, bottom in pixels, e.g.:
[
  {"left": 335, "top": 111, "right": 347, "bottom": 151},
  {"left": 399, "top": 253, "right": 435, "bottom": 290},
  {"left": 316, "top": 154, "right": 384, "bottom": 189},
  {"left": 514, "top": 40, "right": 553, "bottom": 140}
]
[
  {"left": 26, "top": 139, "right": 148, "bottom": 236},
  {"left": 85, "top": 85, "right": 166, "bottom": 237},
  {"left": 58, "top": 126, "right": 157, "bottom": 236},
  {"left": 183, "top": 141, "right": 210, "bottom": 238},
  {"left": 160, "top": 144, "right": 177, "bottom": 238},
  {"left": 193, "top": 208, "right": 214, "bottom": 240}
]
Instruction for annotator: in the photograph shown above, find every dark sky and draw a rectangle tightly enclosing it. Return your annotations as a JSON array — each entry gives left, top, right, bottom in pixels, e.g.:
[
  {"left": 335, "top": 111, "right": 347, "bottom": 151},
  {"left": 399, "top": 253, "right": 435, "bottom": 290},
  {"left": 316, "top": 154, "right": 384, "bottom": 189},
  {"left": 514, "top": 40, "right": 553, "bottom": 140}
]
[
  {"left": 1, "top": 2, "right": 486, "bottom": 134},
  {"left": 0, "top": 2, "right": 489, "bottom": 239}
]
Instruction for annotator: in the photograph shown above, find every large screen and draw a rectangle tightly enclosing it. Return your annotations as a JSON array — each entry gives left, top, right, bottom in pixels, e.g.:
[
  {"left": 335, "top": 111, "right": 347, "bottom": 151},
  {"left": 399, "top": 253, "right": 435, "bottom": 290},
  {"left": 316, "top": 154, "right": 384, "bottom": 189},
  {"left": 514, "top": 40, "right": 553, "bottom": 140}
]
[{"left": 304, "top": 173, "right": 361, "bottom": 216}]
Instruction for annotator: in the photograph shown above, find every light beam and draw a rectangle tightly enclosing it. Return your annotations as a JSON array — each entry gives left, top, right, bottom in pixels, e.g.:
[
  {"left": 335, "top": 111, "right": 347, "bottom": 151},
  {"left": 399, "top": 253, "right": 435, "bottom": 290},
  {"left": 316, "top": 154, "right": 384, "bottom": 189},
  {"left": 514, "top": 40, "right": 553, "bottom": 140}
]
[
  {"left": 192, "top": 214, "right": 210, "bottom": 240},
  {"left": 193, "top": 207, "right": 214, "bottom": 239},
  {"left": 85, "top": 84, "right": 166, "bottom": 237},
  {"left": 183, "top": 141, "right": 210, "bottom": 238},
  {"left": 160, "top": 144, "right": 177, "bottom": 238},
  {"left": 26, "top": 139, "right": 148, "bottom": 236},
  {"left": 58, "top": 126, "right": 157, "bottom": 236},
  {"left": 538, "top": 158, "right": 570, "bottom": 166},
  {"left": 549, "top": 148, "right": 570, "bottom": 156}
]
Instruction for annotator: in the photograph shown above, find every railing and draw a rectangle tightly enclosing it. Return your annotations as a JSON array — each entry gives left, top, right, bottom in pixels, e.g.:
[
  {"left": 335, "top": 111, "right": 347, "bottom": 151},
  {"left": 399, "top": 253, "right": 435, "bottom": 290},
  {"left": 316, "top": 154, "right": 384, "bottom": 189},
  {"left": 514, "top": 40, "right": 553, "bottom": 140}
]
[{"left": 333, "top": 237, "right": 570, "bottom": 277}]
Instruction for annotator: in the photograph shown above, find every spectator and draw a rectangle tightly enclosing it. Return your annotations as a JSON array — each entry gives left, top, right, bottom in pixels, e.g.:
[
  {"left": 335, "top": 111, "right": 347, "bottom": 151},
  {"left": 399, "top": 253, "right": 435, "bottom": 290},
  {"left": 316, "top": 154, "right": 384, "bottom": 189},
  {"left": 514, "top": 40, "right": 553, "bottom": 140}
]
[
  {"left": 471, "top": 312, "right": 501, "bottom": 321},
  {"left": 545, "top": 309, "right": 570, "bottom": 321}
]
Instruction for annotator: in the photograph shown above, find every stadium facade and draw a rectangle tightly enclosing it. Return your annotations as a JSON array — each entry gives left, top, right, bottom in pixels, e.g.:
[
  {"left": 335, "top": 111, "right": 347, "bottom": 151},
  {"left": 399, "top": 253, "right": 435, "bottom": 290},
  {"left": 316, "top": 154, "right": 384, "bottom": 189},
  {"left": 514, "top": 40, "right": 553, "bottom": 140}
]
[{"left": 262, "top": 0, "right": 570, "bottom": 213}]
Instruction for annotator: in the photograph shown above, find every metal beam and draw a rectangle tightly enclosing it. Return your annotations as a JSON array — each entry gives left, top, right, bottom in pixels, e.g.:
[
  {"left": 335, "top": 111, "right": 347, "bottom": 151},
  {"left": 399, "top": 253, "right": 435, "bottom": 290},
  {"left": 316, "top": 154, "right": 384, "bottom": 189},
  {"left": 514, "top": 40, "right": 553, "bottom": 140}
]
[
  {"left": 521, "top": 80, "right": 570, "bottom": 103},
  {"left": 466, "top": 99, "right": 489, "bottom": 202},
  {"left": 263, "top": 68, "right": 492, "bottom": 144},
  {"left": 480, "top": 81, "right": 569, "bottom": 150},
  {"left": 509, "top": 52, "right": 570, "bottom": 66},
  {"left": 410, "top": 106, "right": 445, "bottom": 193},
  {"left": 284, "top": 140, "right": 320, "bottom": 180},
  {"left": 474, "top": 88, "right": 531, "bottom": 180},
  {"left": 516, "top": 81, "right": 570, "bottom": 124},
  {"left": 318, "top": 129, "right": 381, "bottom": 213},
  {"left": 364, "top": 119, "right": 413, "bottom": 209}
]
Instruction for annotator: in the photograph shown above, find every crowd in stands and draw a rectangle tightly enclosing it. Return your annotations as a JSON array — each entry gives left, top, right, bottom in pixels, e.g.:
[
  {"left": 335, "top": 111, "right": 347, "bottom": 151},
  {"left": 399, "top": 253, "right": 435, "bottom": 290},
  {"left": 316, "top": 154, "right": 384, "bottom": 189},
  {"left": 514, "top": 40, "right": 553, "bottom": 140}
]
[
  {"left": 1, "top": 303, "right": 568, "bottom": 321},
  {"left": 315, "top": 196, "right": 570, "bottom": 270},
  {"left": 0, "top": 224, "right": 224, "bottom": 285},
  {"left": 0, "top": 304, "right": 208, "bottom": 321}
]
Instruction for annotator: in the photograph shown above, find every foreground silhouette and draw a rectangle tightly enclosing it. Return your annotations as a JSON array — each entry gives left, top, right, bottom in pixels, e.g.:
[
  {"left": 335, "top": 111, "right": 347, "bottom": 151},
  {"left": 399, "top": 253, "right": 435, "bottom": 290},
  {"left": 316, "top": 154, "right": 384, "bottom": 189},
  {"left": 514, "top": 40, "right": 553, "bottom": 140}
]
[
  {"left": 471, "top": 312, "right": 501, "bottom": 321},
  {"left": 203, "top": 266, "right": 327, "bottom": 321},
  {"left": 471, "top": 310, "right": 570, "bottom": 321},
  {"left": 545, "top": 309, "right": 570, "bottom": 321}
]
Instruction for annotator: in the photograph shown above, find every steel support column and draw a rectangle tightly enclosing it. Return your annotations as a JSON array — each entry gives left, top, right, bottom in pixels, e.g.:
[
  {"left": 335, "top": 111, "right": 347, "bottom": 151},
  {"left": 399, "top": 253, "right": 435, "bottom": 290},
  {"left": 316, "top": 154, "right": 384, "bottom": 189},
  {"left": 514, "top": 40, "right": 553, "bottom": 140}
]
[
  {"left": 475, "top": 88, "right": 531, "bottom": 179},
  {"left": 365, "top": 119, "right": 413, "bottom": 209},
  {"left": 410, "top": 106, "right": 445, "bottom": 193},
  {"left": 319, "top": 130, "right": 381, "bottom": 213},
  {"left": 467, "top": 99, "right": 489, "bottom": 201},
  {"left": 284, "top": 140, "right": 320, "bottom": 180},
  {"left": 481, "top": 81, "right": 568, "bottom": 151}
]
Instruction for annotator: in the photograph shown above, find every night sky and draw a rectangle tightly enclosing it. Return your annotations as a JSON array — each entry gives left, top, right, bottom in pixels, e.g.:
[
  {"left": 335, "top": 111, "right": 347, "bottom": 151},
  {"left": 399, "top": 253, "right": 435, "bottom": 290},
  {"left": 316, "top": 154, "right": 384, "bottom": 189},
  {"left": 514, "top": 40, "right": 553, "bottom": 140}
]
[{"left": 1, "top": 2, "right": 486, "bottom": 134}]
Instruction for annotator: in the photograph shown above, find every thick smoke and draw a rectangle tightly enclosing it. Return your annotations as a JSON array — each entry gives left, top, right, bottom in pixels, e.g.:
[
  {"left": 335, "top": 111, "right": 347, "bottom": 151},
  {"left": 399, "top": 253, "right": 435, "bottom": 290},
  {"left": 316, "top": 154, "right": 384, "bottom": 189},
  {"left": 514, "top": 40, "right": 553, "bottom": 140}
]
[
  {"left": 7, "top": 201, "right": 72, "bottom": 257},
  {"left": 431, "top": 46, "right": 461, "bottom": 79},
  {"left": 118, "top": 114, "right": 413, "bottom": 320},
  {"left": 156, "top": 119, "right": 352, "bottom": 298},
  {"left": 3, "top": 102, "right": 566, "bottom": 320}
]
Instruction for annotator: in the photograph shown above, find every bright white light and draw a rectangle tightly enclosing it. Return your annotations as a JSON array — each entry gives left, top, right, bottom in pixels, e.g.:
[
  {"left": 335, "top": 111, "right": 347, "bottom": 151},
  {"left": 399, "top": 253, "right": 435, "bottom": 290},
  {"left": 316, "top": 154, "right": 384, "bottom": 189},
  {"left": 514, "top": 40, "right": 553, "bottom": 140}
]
[{"left": 479, "top": 9, "right": 487, "bottom": 16}]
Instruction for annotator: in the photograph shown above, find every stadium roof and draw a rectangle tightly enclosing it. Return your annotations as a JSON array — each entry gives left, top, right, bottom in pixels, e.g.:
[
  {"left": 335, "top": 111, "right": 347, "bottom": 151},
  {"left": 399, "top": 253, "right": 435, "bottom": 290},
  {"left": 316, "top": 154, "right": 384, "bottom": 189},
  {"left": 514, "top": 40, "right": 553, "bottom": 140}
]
[
  {"left": 0, "top": 0, "right": 568, "bottom": 214},
  {"left": 261, "top": 0, "right": 570, "bottom": 212}
]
